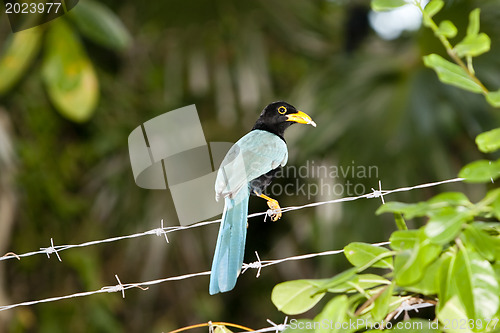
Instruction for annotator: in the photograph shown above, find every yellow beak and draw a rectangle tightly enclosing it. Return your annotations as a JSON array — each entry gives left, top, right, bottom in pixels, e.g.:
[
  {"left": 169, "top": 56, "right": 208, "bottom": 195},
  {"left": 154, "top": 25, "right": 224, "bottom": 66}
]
[{"left": 286, "top": 110, "right": 316, "bottom": 127}]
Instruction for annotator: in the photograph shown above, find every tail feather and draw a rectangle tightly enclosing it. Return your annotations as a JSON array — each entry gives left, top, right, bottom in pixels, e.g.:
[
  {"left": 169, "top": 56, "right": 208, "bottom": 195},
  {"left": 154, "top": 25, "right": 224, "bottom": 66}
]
[{"left": 209, "top": 189, "right": 249, "bottom": 295}]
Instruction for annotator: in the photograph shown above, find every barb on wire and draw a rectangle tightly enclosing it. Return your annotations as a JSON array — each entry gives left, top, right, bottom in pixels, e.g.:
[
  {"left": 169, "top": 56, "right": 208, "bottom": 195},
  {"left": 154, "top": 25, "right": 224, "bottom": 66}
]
[
  {"left": 40, "top": 238, "right": 62, "bottom": 262},
  {"left": 370, "top": 180, "right": 385, "bottom": 204},
  {"left": 154, "top": 219, "right": 169, "bottom": 243},
  {"left": 233, "top": 318, "right": 289, "bottom": 333},
  {"left": 263, "top": 317, "right": 288, "bottom": 333},
  {"left": 99, "top": 274, "right": 149, "bottom": 298},
  {"left": 0, "top": 241, "right": 392, "bottom": 312},
  {"left": 0, "top": 177, "right": 464, "bottom": 263},
  {"left": 242, "top": 251, "right": 263, "bottom": 277}
]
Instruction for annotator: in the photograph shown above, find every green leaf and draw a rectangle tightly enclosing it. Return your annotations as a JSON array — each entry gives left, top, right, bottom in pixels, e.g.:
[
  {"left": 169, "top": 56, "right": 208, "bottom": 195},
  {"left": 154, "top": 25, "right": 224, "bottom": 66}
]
[
  {"left": 469, "top": 252, "right": 500, "bottom": 320},
  {"left": 327, "top": 274, "right": 390, "bottom": 293},
  {"left": 459, "top": 159, "right": 500, "bottom": 183},
  {"left": 405, "top": 258, "right": 443, "bottom": 295},
  {"left": 462, "top": 223, "right": 496, "bottom": 261},
  {"left": 376, "top": 201, "right": 429, "bottom": 219},
  {"left": 424, "top": 207, "right": 471, "bottom": 244},
  {"left": 319, "top": 267, "right": 358, "bottom": 292},
  {"left": 490, "top": 189, "right": 500, "bottom": 221},
  {"left": 394, "top": 229, "right": 442, "bottom": 285},
  {"left": 437, "top": 20, "right": 457, "bottom": 38},
  {"left": 476, "top": 128, "right": 500, "bottom": 153},
  {"left": 372, "top": 283, "right": 394, "bottom": 321},
  {"left": 454, "top": 33, "right": 491, "bottom": 58},
  {"left": 424, "top": 0, "right": 444, "bottom": 18},
  {"left": 376, "top": 201, "right": 408, "bottom": 214},
  {"left": 427, "top": 192, "right": 471, "bottom": 207},
  {"left": 42, "top": 20, "right": 99, "bottom": 123},
  {"left": 405, "top": 256, "right": 442, "bottom": 295},
  {"left": 344, "top": 242, "right": 393, "bottom": 269},
  {"left": 437, "top": 252, "right": 455, "bottom": 313},
  {"left": 451, "top": 248, "right": 500, "bottom": 320},
  {"left": 467, "top": 8, "right": 481, "bottom": 36},
  {"left": 423, "top": 54, "right": 483, "bottom": 93},
  {"left": 486, "top": 90, "right": 500, "bottom": 107},
  {"left": 0, "top": 27, "right": 42, "bottom": 95},
  {"left": 494, "top": 262, "right": 500, "bottom": 290},
  {"left": 271, "top": 280, "right": 326, "bottom": 315},
  {"left": 313, "top": 295, "right": 349, "bottom": 333},
  {"left": 68, "top": 0, "right": 131, "bottom": 50},
  {"left": 390, "top": 230, "right": 419, "bottom": 251},
  {"left": 376, "top": 201, "right": 404, "bottom": 215},
  {"left": 475, "top": 189, "right": 500, "bottom": 222},
  {"left": 437, "top": 296, "right": 472, "bottom": 333},
  {"left": 371, "top": 0, "right": 407, "bottom": 12},
  {"left": 394, "top": 250, "right": 413, "bottom": 284},
  {"left": 356, "top": 274, "right": 391, "bottom": 290},
  {"left": 422, "top": 1, "right": 444, "bottom": 27}
]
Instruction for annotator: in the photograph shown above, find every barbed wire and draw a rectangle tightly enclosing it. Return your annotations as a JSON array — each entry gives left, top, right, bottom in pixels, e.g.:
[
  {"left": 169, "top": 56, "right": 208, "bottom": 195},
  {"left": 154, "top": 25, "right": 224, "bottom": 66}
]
[
  {"left": 0, "top": 177, "right": 464, "bottom": 313},
  {"left": 0, "top": 241, "right": 390, "bottom": 312},
  {"left": 0, "top": 177, "right": 464, "bottom": 263},
  {"left": 241, "top": 241, "right": 390, "bottom": 278}
]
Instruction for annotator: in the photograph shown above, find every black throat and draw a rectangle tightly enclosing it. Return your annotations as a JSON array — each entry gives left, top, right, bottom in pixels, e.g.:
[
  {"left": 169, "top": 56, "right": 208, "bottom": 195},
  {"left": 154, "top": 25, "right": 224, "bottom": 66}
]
[{"left": 251, "top": 121, "right": 288, "bottom": 142}]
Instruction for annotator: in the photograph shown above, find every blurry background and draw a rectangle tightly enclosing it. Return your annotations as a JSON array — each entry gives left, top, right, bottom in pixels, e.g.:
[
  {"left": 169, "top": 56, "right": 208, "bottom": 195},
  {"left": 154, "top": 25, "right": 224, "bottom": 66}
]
[{"left": 1, "top": 0, "right": 500, "bottom": 331}]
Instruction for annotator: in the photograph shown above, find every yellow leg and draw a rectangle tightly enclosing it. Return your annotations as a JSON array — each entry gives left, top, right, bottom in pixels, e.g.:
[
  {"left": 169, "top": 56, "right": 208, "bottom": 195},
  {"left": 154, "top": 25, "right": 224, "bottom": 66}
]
[{"left": 254, "top": 191, "right": 282, "bottom": 221}]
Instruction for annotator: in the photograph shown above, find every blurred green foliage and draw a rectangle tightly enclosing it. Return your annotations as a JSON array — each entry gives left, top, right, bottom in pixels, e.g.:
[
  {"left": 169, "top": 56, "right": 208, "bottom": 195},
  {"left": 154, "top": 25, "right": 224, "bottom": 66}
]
[
  {"left": 0, "top": 0, "right": 130, "bottom": 122},
  {"left": 0, "top": 0, "right": 499, "bottom": 332}
]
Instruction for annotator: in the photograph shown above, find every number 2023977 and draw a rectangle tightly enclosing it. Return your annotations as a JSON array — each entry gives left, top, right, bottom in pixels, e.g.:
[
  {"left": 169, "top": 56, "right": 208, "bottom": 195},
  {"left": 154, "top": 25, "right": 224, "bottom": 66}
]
[{"left": 5, "top": 2, "right": 61, "bottom": 14}]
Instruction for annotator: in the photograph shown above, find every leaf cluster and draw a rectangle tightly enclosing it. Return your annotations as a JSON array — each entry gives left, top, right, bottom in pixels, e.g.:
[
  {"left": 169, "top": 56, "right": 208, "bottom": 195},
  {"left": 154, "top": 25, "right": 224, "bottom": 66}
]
[
  {"left": 271, "top": 128, "right": 500, "bottom": 332},
  {"left": 268, "top": 2, "right": 500, "bottom": 330},
  {"left": 373, "top": 0, "right": 500, "bottom": 106}
]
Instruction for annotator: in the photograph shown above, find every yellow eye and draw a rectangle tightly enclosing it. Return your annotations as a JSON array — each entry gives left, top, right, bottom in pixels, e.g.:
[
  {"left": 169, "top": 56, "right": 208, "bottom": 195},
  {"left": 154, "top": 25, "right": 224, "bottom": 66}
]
[{"left": 277, "top": 106, "right": 287, "bottom": 114}]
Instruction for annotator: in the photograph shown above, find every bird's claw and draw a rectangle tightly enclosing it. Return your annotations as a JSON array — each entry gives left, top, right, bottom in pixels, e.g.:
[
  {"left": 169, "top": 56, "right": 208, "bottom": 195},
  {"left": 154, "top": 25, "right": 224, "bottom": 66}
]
[
  {"left": 266, "top": 199, "right": 282, "bottom": 221},
  {"left": 254, "top": 191, "right": 282, "bottom": 221}
]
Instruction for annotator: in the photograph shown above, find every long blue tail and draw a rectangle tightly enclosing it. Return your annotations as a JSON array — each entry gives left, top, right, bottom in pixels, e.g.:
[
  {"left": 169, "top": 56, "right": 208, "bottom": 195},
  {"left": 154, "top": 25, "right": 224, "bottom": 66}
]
[{"left": 209, "top": 188, "right": 249, "bottom": 294}]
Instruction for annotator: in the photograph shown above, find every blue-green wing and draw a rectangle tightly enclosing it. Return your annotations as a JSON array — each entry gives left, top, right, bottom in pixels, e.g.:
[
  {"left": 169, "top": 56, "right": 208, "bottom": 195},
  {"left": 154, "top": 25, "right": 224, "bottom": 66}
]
[{"left": 215, "top": 130, "right": 288, "bottom": 200}]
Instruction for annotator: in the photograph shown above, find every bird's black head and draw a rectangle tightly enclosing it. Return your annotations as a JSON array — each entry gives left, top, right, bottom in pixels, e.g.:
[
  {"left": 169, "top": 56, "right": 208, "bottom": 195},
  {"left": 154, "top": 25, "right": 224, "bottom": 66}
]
[{"left": 252, "top": 101, "right": 316, "bottom": 140}]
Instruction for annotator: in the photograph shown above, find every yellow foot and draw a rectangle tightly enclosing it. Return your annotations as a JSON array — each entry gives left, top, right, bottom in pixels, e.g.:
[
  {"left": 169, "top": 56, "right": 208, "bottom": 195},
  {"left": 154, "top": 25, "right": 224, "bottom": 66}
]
[
  {"left": 254, "top": 191, "right": 282, "bottom": 221},
  {"left": 266, "top": 198, "right": 282, "bottom": 221}
]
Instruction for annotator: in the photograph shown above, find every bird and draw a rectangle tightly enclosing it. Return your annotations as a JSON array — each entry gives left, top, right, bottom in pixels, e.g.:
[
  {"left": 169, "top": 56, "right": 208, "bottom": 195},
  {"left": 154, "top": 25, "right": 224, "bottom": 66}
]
[{"left": 209, "top": 101, "right": 316, "bottom": 294}]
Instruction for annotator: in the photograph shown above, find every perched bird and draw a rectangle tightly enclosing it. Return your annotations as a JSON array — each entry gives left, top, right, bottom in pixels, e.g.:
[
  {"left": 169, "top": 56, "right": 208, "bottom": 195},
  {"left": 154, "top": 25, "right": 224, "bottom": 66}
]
[{"left": 210, "top": 101, "right": 316, "bottom": 294}]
